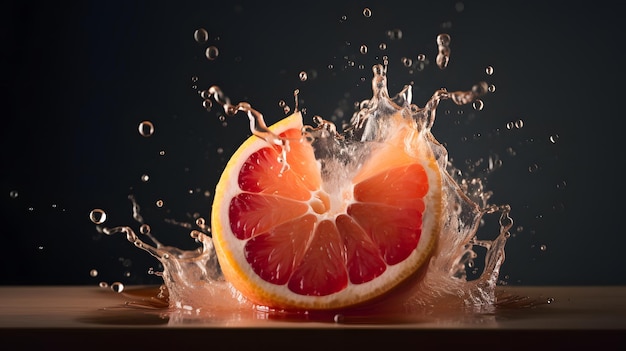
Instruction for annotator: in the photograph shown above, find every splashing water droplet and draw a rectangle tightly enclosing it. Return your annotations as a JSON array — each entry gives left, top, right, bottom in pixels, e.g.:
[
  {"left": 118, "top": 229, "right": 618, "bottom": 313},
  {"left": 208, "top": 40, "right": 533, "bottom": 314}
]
[
  {"left": 138, "top": 121, "right": 154, "bottom": 137},
  {"left": 472, "top": 99, "right": 484, "bottom": 111},
  {"left": 436, "top": 33, "right": 451, "bottom": 69},
  {"left": 362, "top": 7, "right": 372, "bottom": 17},
  {"left": 89, "top": 269, "right": 98, "bottom": 277},
  {"left": 417, "top": 53, "right": 426, "bottom": 61},
  {"left": 485, "top": 65, "right": 494, "bottom": 75},
  {"left": 111, "top": 282, "right": 125, "bottom": 293},
  {"left": 359, "top": 44, "right": 368, "bottom": 54},
  {"left": 9, "top": 190, "right": 18, "bottom": 199},
  {"left": 488, "top": 84, "right": 496, "bottom": 93},
  {"left": 194, "top": 28, "right": 208, "bottom": 43},
  {"left": 386, "top": 28, "right": 402, "bottom": 40},
  {"left": 299, "top": 71, "right": 308, "bottom": 81},
  {"left": 205, "top": 46, "right": 219, "bottom": 60},
  {"left": 89, "top": 209, "right": 107, "bottom": 224},
  {"left": 203, "top": 99, "right": 213, "bottom": 111},
  {"left": 139, "top": 224, "right": 151, "bottom": 235},
  {"left": 540, "top": 244, "right": 547, "bottom": 251},
  {"left": 437, "top": 33, "right": 451, "bottom": 46},
  {"left": 155, "top": 199, "right": 164, "bottom": 207},
  {"left": 98, "top": 282, "right": 108, "bottom": 288},
  {"left": 514, "top": 119, "right": 524, "bottom": 128},
  {"left": 549, "top": 134, "right": 560, "bottom": 144},
  {"left": 378, "top": 43, "right": 387, "bottom": 51},
  {"left": 141, "top": 174, "right": 150, "bottom": 182}
]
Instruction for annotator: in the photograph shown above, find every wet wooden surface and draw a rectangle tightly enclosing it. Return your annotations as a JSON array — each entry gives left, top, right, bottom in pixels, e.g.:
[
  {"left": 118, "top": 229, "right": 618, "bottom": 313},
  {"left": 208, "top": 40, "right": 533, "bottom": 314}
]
[{"left": 1, "top": 285, "right": 625, "bottom": 347}]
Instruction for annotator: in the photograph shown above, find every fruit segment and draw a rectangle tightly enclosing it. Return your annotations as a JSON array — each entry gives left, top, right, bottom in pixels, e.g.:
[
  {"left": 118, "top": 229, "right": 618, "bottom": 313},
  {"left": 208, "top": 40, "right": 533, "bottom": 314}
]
[
  {"left": 288, "top": 220, "right": 348, "bottom": 296},
  {"left": 244, "top": 214, "right": 316, "bottom": 285},
  {"left": 336, "top": 214, "right": 387, "bottom": 284},
  {"left": 238, "top": 147, "right": 311, "bottom": 201},
  {"left": 229, "top": 193, "right": 309, "bottom": 240}
]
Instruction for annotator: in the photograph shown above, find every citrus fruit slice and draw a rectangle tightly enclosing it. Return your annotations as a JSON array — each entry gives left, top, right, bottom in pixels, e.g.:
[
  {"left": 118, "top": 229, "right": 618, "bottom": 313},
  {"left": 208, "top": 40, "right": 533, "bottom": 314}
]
[{"left": 211, "top": 111, "right": 442, "bottom": 310}]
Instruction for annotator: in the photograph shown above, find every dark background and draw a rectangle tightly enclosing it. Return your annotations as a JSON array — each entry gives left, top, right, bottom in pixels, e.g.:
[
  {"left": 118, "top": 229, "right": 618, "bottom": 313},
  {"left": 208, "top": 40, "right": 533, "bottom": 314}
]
[{"left": 1, "top": 1, "right": 623, "bottom": 287}]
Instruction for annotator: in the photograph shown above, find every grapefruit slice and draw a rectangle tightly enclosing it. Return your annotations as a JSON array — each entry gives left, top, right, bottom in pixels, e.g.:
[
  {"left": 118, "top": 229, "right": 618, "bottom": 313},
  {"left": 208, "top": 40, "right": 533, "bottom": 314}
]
[{"left": 211, "top": 111, "right": 442, "bottom": 310}]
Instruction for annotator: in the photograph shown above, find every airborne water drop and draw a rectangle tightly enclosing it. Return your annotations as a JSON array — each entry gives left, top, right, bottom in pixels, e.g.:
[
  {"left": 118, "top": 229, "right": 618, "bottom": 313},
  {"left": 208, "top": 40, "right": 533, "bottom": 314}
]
[
  {"left": 194, "top": 28, "right": 208, "bottom": 43},
  {"left": 138, "top": 121, "right": 155, "bottom": 137},
  {"left": 89, "top": 209, "right": 107, "bottom": 224},
  {"left": 205, "top": 46, "right": 219, "bottom": 60}
]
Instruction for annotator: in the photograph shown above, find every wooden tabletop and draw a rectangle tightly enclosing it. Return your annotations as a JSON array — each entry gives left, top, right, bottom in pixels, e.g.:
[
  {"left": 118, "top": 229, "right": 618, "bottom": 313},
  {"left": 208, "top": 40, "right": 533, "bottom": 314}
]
[{"left": 1, "top": 285, "right": 624, "bottom": 348}]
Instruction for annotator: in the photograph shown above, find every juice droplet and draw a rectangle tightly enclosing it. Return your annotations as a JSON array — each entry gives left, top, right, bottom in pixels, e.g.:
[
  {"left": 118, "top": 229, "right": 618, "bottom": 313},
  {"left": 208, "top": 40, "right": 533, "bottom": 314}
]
[
  {"left": 205, "top": 46, "right": 219, "bottom": 60},
  {"left": 417, "top": 53, "right": 426, "bottom": 61},
  {"left": 436, "top": 33, "right": 451, "bottom": 69},
  {"left": 362, "top": 7, "right": 372, "bottom": 17},
  {"left": 359, "top": 44, "right": 368, "bottom": 54},
  {"left": 194, "top": 28, "right": 208, "bottom": 43},
  {"left": 540, "top": 244, "right": 547, "bottom": 251},
  {"left": 485, "top": 65, "right": 494, "bottom": 75},
  {"left": 89, "top": 209, "right": 107, "bottom": 224},
  {"left": 378, "top": 43, "right": 387, "bottom": 51},
  {"left": 488, "top": 84, "right": 496, "bottom": 93},
  {"left": 98, "top": 282, "right": 108, "bottom": 288},
  {"left": 299, "top": 71, "right": 308, "bottom": 81},
  {"left": 156, "top": 199, "right": 164, "bottom": 207},
  {"left": 141, "top": 174, "right": 150, "bottom": 182},
  {"left": 138, "top": 121, "right": 155, "bottom": 137},
  {"left": 89, "top": 269, "right": 98, "bottom": 277}
]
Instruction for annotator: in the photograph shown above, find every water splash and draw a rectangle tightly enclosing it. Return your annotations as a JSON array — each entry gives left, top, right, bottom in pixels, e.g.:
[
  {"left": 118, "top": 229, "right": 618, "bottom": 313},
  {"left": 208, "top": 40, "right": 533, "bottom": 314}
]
[{"left": 94, "top": 54, "right": 511, "bottom": 320}]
